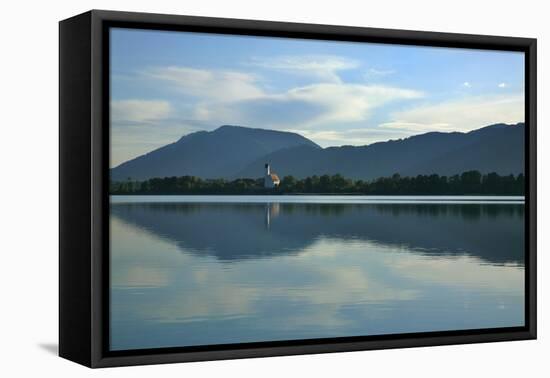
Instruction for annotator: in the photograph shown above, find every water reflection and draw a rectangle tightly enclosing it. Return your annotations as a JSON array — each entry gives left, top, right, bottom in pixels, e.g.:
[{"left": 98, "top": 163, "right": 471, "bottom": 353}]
[
  {"left": 110, "top": 200, "right": 525, "bottom": 351},
  {"left": 111, "top": 202, "right": 524, "bottom": 265}
]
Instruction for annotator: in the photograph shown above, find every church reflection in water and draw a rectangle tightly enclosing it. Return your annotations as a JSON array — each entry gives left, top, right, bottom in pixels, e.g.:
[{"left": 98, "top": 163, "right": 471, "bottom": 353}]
[{"left": 264, "top": 202, "right": 280, "bottom": 230}]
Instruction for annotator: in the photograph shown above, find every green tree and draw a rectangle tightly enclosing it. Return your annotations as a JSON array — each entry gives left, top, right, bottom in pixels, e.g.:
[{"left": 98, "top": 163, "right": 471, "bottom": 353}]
[{"left": 281, "top": 175, "right": 297, "bottom": 192}]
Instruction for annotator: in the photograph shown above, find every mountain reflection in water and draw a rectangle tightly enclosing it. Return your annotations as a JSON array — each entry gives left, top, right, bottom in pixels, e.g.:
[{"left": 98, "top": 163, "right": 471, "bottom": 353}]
[
  {"left": 111, "top": 202, "right": 524, "bottom": 265},
  {"left": 109, "top": 199, "right": 525, "bottom": 351}
]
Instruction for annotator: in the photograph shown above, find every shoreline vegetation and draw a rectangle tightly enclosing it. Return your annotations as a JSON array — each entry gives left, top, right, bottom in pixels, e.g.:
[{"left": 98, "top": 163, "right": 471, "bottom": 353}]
[{"left": 110, "top": 170, "right": 524, "bottom": 196}]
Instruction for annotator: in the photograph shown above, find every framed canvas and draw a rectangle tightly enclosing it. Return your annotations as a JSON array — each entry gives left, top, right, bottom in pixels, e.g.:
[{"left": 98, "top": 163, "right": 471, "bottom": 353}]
[{"left": 59, "top": 10, "right": 537, "bottom": 368}]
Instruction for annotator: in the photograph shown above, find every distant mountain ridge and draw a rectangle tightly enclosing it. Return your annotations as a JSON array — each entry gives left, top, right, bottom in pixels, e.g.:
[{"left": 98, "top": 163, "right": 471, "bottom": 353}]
[
  {"left": 111, "top": 123, "right": 524, "bottom": 181},
  {"left": 236, "top": 123, "right": 525, "bottom": 180},
  {"left": 111, "top": 125, "right": 320, "bottom": 181}
]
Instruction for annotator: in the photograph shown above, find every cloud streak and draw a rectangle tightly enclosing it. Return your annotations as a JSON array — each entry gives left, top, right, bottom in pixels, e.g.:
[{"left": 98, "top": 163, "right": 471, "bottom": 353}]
[
  {"left": 286, "top": 127, "right": 411, "bottom": 147},
  {"left": 145, "top": 66, "right": 264, "bottom": 101},
  {"left": 249, "top": 55, "right": 359, "bottom": 83},
  {"left": 365, "top": 68, "right": 396, "bottom": 79},
  {"left": 111, "top": 99, "right": 172, "bottom": 124},
  {"left": 380, "top": 94, "right": 524, "bottom": 133}
]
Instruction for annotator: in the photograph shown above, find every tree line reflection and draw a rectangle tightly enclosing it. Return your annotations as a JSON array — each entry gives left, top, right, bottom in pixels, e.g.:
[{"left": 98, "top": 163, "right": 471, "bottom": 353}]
[{"left": 111, "top": 202, "right": 524, "bottom": 265}]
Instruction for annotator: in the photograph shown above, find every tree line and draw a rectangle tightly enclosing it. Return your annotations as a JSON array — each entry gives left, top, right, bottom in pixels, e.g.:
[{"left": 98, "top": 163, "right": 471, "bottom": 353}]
[{"left": 110, "top": 170, "right": 525, "bottom": 195}]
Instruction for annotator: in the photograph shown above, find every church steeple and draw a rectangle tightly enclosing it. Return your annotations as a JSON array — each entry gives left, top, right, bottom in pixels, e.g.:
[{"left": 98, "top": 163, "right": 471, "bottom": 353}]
[{"left": 263, "top": 163, "right": 280, "bottom": 188}]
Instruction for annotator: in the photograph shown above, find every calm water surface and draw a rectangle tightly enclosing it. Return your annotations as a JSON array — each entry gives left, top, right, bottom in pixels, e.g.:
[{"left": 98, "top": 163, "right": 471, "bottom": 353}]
[{"left": 110, "top": 195, "right": 525, "bottom": 351}]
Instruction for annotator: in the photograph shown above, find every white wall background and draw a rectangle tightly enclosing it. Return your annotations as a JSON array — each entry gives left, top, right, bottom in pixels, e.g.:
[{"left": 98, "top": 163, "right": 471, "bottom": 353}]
[{"left": 0, "top": 0, "right": 546, "bottom": 376}]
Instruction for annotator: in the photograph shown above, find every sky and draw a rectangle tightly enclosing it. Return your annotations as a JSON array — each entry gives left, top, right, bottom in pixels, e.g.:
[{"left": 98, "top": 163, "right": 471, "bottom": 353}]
[{"left": 110, "top": 27, "right": 525, "bottom": 168}]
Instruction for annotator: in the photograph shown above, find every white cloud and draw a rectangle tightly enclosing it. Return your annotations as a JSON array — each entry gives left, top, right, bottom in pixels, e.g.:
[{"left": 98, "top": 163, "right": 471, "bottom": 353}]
[
  {"left": 250, "top": 55, "right": 359, "bottom": 83},
  {"left": 194, "top": 83, "right": 423, "bottom": 129},
  {"left": 379, "top": 121, "right": 452, "bottom": 133},
  {"left": 463, "top": 82, "right": 472, "bottom": 88},
  {"left": 286, "top": 128, "right": 411, "bottom": 147},
  {"left": 144, "top": 66, "right": 264, "bottom": 101},
  {"left": 111, "top": 99, "right": 171, "bottom": 123},
  {"left": 498, "top": 82, "right": 508, "bottom": 88},
  {"left": 286, "top": 84, "right": 423, "bottom": 125},
  {"left": 139, "top": 64, "right": 423, "bottom": 132},
  {"left": 380, "top": 94, "right": 524, "bottom": 133}
]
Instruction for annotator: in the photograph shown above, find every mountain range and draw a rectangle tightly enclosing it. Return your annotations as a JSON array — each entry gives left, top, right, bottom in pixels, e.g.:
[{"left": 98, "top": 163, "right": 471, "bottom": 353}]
[{"left": 111, "top": 123, "right": 524, "bottom": 181}]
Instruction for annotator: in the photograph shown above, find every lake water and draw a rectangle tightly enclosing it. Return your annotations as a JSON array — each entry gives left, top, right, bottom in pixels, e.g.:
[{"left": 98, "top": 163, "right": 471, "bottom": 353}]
[{"left": 110, "top": 195, "right": 525, "bottom": 351}]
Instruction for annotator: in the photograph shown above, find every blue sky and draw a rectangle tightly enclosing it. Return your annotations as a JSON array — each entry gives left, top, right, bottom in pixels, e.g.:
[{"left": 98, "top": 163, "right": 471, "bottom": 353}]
[{"left": 110, "top": 27, "right": 525, "bottom": 167}]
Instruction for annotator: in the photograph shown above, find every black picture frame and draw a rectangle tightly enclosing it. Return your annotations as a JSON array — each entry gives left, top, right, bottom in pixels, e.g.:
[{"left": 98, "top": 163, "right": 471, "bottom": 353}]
[{"left": 59, "top": 9, "right": 537, "bottom": 368}]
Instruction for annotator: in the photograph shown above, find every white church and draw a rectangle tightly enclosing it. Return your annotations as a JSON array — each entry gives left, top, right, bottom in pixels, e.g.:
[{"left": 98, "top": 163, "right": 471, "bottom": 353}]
[{"left": 264, "top": 163, "right": 280, "bottom": 188}]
